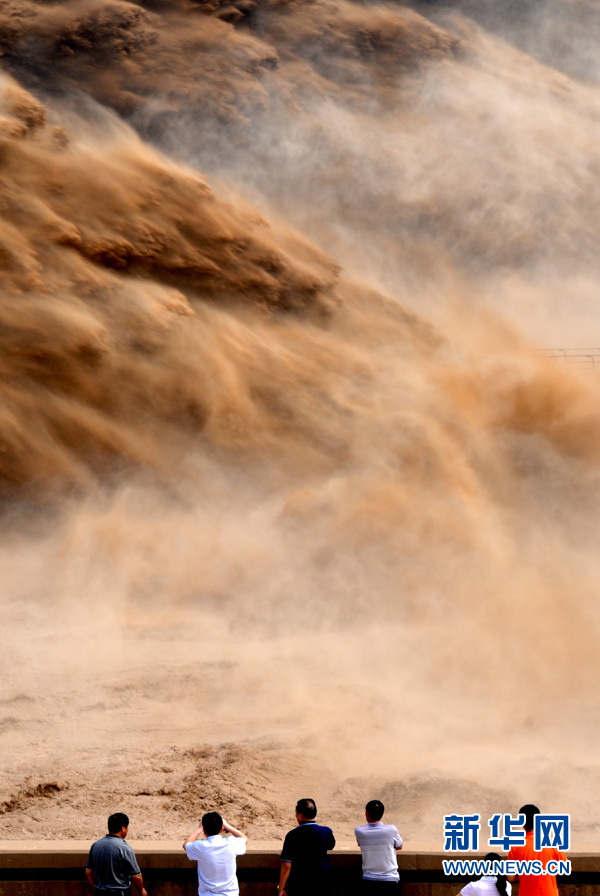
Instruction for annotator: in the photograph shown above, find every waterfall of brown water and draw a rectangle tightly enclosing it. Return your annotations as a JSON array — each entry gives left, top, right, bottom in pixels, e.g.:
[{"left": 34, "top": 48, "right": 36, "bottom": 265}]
[{"left": 1, "top": 0, "right": 600, "bottom": 844}]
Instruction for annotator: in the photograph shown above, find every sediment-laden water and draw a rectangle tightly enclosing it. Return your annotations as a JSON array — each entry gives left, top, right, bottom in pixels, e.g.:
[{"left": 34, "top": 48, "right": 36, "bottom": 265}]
[{"left": 1, "top": 0, "right": 600, "bottom": 844}]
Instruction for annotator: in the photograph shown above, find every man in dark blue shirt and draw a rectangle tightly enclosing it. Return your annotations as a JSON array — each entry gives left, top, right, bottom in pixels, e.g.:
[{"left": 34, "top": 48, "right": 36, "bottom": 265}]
[
  {"left": 86, "top": 813, "right": 146, "bottom": 896},
  {"left": 279, "top": 798, "right": 335, "bottom": 896}
]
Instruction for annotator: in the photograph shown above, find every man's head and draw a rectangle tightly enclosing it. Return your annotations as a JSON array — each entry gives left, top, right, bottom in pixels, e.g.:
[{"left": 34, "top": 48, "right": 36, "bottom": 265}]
[
  {"left": 519, "top": 804, "right": 540, "bottom": 832},
  {"left": 365, "top": 800, "right": 385, "bottom": 822},
  {"left": 202, "top": 812, "right": 224, "bottom": 836},
  {"left": 108, "top": 813, "right": 129, "bottom": 836},
  {"left": 295, "top": 798, "right": 317, "bottom": 822}
]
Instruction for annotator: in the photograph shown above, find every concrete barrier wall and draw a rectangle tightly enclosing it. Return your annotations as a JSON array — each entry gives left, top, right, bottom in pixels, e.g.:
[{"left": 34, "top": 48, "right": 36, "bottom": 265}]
[{"left": 0, "top": 844, "right": 597, "bottom": 896}]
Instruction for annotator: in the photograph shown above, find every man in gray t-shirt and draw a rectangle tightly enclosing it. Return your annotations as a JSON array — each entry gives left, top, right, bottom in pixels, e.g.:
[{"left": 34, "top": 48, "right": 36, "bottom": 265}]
[
  {"left": 86, "top": 813, "right": 146, "bottom": 896},
  {"left": 355, "top": 800, "right": 403, "bottom": 893}
]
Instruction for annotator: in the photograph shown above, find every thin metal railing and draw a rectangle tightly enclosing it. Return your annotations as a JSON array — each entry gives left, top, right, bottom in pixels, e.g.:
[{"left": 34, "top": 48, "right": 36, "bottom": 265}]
[{"left": 541, "top": 348, "right": 600, "bottom": 371}]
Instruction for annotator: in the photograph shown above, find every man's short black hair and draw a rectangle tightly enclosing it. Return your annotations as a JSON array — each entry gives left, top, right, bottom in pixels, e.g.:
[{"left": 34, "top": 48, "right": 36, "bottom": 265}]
[
  {"left": 202, "top": 812, "right": 223, "bottom": 836},
  {"left": 296, "top": 798, "right": 317, "bottom": 820},
  {"left": 366, "top": 800, "right": 385, "bottom": 821},
  {"left": 519, "top": 804, "right": 540, "bottom": 832},
  {"left": 108, "top": 813, "right": 129, "bottom": 834}
]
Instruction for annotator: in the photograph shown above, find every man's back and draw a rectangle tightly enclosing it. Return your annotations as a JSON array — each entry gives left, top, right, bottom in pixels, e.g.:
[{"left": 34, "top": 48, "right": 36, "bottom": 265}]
[
  {"left": 281, "top": 821, "right": 335, "bottom": 893},
  {"left": 87, "top": 835, "right": 141, "bottom": 893},
  {"left": 508, "top": 832, "right": 566, "bottom": 896},
  {"left": 185, "top": 834, "right": 246, "bottom": 896},
  {"left": 355, "top": 822, "right": 403, "bottom": 882}
]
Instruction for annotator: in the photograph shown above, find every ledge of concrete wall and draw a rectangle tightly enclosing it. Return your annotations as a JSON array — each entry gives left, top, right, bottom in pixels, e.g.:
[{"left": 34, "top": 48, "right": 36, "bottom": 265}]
[
  {"left": 0, "top": 843, "right": 597, "bottom": 896},
  {"left": 0, "top": 843, "right": 598, "bottom": 871}
]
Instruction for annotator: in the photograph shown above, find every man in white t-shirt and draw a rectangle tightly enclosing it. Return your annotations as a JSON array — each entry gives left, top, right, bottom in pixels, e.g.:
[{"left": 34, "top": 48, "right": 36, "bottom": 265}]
[
  {"left": 355, "top": 800, "right": 403, "bottom": 893},
  {"left": 183, "top": 812, "right": 247, "bottom": 896}
]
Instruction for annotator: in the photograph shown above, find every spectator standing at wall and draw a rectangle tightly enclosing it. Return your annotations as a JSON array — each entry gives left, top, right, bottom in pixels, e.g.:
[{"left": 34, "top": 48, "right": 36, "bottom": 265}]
[
  {"left": 85, "top": 813, "right": 146, "bottom": 896},
  {"left": 507, "top": 805, "right": 567, "bottom": 896},
  {"left": 279, "top": 798, "right": 335, "bottom": 896},
  {"left": 183, "top": 812, "right": 247, "bottom": 896},
  {"left": 355, "top": 800, "right": 403, "bottom": 893}
]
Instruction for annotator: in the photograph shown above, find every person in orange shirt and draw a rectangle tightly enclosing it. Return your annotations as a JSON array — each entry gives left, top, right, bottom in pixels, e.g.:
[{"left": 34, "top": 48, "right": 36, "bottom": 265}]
[{"left": 507, "top": 805, "right": 567, "bottom": 896}]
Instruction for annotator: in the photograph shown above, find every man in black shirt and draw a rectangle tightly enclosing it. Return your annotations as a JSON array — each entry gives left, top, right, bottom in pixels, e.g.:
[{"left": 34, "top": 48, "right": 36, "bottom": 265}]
[{"left": 278, "top": 798, "right": 335, "bottom": 896}]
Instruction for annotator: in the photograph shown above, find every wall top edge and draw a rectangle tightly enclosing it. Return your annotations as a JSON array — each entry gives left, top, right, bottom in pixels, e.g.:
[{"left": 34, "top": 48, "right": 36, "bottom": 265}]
[{"left": 0, "top": 841, "right": 598, "bottom": 855}]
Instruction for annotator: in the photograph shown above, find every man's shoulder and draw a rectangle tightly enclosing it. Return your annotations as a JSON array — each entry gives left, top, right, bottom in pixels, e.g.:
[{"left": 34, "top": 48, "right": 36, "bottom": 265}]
[
  {"left": 108, "top": 837, "right": 135, "bottom": 854},
  {"left": 310, "top": 823, "right": 334, "bottom": 840},
  {"left": 88, "top": 837, "right": 102, "bottom": 856},
  {"left": 355, "top": 823, "right": 399, "bottom": 837},
  {"left": 120, "top": 840, "right": 137, "bottom": 855},
  {"left": 91, "top": 835, "right": 114, "bottom": 850},
  {"left": 285, "top": 823, "right": 333, "bottom": 839},
  {"left": 226, "top": 836, "right": 247, "bottom": 856},
  {"left": 191, "top": 836, "right": 220, "bottom": 852}
]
